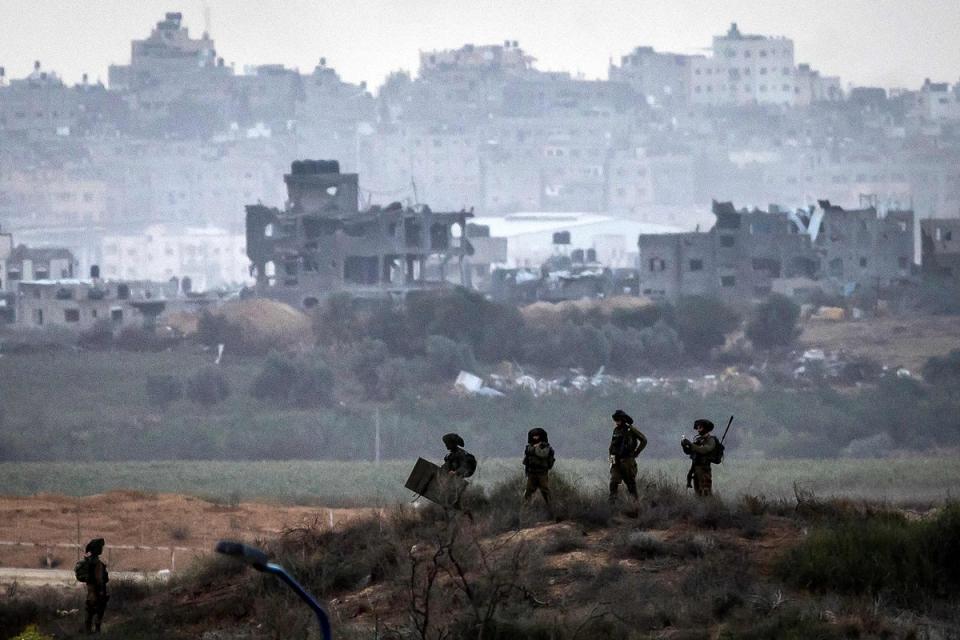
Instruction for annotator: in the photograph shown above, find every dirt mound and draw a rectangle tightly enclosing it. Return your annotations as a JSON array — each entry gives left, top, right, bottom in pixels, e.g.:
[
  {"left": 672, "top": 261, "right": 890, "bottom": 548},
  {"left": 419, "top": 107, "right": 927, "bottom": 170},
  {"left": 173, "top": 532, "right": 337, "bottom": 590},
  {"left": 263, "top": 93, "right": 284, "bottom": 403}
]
[
  {"left": 521, "top": 295, "right": 655, "bottom": 324},
  {"left": 165, "top": 299, "right": 313, "bottom": 347}
]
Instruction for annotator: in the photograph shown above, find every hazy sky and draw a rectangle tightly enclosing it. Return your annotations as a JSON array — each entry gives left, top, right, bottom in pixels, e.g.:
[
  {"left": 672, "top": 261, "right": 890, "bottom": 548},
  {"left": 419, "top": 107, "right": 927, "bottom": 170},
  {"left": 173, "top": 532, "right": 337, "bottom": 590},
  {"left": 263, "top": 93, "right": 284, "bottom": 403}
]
[{"left": 0, "top": 0, "right": 957, "bottom": 91}]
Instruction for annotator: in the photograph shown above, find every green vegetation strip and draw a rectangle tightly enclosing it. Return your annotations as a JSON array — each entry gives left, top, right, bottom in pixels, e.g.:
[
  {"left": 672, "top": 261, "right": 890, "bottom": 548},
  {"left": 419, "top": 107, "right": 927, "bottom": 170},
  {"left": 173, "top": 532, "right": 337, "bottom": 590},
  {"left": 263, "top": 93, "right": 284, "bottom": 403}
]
[{"left": 0, "top": 457, "right": 955, "bottom": 505}]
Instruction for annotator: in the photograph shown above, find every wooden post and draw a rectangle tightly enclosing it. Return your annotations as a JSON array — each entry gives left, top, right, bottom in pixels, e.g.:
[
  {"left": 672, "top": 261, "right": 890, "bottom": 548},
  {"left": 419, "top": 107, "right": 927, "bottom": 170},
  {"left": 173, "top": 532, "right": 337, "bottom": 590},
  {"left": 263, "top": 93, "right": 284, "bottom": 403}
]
[
  {"left": 170, "top": 547, "right": 176, "bottom": 572},
  {"left": 328, "top": 509, "right": 334, "bottom": 530},
  {"left": 374, "top": 407, "right": 381, "bottom": 465}
]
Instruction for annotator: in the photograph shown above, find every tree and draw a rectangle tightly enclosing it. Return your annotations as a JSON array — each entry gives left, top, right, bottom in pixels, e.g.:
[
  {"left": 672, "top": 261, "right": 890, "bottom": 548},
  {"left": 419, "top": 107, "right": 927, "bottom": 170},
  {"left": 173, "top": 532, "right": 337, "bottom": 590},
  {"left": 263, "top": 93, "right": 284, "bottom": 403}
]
[
  {"left": 426, "top": 335, "right": 477, "bottom": 379},
  {"left": 145, "top": 375, "right": 183, "bottom": 408},
  {"left": 251, "top": 352, "right": 300, "bottom": 401},
  {"left": 186, "top": 367, "right": 230, "bottom": 406},
  {"left": 290, "top": 359, "right": 336, "bottom": 408},
  {"left": 746, "top": 294, "right": 801, "bottom": 350},
  {"left": 670, "top": 296, "right": 740, "bottom": 358}
]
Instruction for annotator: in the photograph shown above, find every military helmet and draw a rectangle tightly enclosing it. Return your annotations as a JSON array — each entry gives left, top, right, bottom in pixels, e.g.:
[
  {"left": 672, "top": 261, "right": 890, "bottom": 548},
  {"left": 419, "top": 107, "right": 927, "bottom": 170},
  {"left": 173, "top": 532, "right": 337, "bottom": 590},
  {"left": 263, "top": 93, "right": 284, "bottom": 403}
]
[
  {"left": 85, "top": 538, "right": 105, "bottom": 555},
  {"left": 442, "top": 433, "right": 465, "bottom": 448},
  {"left": 528, "top": 427, "right": 549, "bottom": 443},
  {"left": 693, "top": 418, "right": 715, "bottom": 432},
  {"left": 612, "top": 409, "right": 633, "bottom": 425}
]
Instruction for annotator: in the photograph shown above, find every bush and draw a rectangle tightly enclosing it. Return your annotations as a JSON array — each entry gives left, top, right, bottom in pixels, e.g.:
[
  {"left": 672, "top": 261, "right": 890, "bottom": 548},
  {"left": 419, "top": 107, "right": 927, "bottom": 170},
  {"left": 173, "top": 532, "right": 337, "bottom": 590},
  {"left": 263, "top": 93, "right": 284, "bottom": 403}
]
[
  {"left": 670, "top": 296, "right": 740, "bottom": 358},
  {"left": 746, "top": 294, "right": 801, "bottom": 350},
  {"left": 350, "top": 338, "right": 389, "bottom": 394},
  {"left": 290, "top": 358, "right": 335, "bottom": 408},
  {"left": 922, "top": 349, "right": 960, "bottom": 385},
  {"left": 425, "top": 334, "right": 477, "bottom": 379},
  {"left": 250, "top": 352, "right": 299, "bottom": 402},
  {"left": 186, "top": 367, "right": 230, "bottom": 406},
  {"left": 78, "top": 320, "right": 114, "bottom": 350},
  {"left": 196, "top": 311, "right": 242, "bottom": 348},
  {"left": 250, "top": 352, "right": 335, "bottom": 407},
  {"left": 777, "top": 502, "right": 960, "bottom": 604},
  {"left": 638, "top": 320, "right": 684, "bottom": 365},
  {"left": 115, "top": 326, "right": 179, "bottom": 352},
  {"left": 315, "top": 293, "right": 361, "bottom": 345},
  {"left": 145, "top": 374, "right": 182, "bottom": 408}
]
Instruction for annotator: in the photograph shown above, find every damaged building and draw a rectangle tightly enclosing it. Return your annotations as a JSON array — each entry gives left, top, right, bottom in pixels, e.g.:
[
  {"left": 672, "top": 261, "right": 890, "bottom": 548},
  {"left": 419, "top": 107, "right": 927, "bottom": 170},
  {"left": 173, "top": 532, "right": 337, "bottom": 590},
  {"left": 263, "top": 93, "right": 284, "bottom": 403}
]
[
  {"left": 638, "top": 200, "right": 914, "bottom": 300},
  {"left": 921, "top": 218, "right": 960, "bottom": 279},
  {"left": 245, "top": 160, "right": 473, "bottom": 308}
]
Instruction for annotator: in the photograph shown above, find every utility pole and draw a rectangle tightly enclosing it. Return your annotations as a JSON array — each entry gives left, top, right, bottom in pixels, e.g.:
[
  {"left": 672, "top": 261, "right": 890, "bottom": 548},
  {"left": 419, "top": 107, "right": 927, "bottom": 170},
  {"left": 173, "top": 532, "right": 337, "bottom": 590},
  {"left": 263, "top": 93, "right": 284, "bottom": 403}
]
[{"left": 374, "top": 407, "right": 381, "bottom": 465}]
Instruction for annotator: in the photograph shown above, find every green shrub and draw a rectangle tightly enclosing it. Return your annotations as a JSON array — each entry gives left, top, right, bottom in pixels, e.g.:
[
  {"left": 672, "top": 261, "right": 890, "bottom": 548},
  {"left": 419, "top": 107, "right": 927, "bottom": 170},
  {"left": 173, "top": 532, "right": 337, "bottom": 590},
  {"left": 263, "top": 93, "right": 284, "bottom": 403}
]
[
  {"left": 186, "top": 367, "right": 230, "bottom": 406},
  {"left": 670, "top": 296, "right": 740, "bottom": 357},
  {"left": 922, "top": 349, "right": 960, "bottom": 385},
  {"left": 746, "top": 294, "right": 801, "bottom": 350},
  {"left": 250, "top": 351, "right": 299, "bottom": 402},
  {"left": 250, "top": 352, "right": 335, "bottom": 407},
  {"left": 145, "top": 374, "right": 182, "bottom": 408},
  {"left": 777, "top": 502, "right": 960, "bottom": 604},
  {"left": 290, "top": 359, "right": 335, "bottom": 408},
  {"left": 425, "top": 334, "right": 477, "bottom": 379}
]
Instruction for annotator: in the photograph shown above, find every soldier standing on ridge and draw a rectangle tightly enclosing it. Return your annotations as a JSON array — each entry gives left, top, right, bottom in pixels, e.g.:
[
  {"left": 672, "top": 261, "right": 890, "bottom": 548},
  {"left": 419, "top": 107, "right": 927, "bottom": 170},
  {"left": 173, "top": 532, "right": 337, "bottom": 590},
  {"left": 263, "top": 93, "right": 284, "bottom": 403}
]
[
  {"left": 440, "top": 433, "right": 477, "bottom": 479},
  {"left": 608, "top": 409, "right": 647, "bottom": 503},
  {"left": 523, "top": 427, "right": 555, "bottom": 507},
  {"left": 682, "top": 419, "right": 718, "bottom": 497},
  {"left": 78, "top": 537, "right": 109, "bottom": 634}
]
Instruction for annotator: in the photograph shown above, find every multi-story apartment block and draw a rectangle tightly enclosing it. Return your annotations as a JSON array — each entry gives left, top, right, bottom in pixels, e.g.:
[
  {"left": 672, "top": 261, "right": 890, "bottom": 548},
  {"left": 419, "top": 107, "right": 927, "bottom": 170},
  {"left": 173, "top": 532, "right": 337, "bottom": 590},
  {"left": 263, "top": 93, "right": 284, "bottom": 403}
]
[
  {"left": 689, "top": 23, "right": 796, "bottom": 107},
  {"left": 0, "top": 63, "right": 79, "bottom": 137},
  {"left": 638, "top": 199, "right": 914, "bottom": 300},
  {"left": 608, "top": 46, "right": 692, "bottom": 109},
  {"left": 100, "top": 224, "right": 250, "bottom": 290}
]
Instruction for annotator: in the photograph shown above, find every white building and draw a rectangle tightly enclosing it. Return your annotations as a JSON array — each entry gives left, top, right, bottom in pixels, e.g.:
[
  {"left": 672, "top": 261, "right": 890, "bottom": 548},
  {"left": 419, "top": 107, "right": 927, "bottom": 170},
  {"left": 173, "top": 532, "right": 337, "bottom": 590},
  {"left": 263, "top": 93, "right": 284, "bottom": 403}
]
[
  {"left": 100, "top": 224, "right": 250, "bottom": 290},
  {"left": 469, "top": 212, "right": 683, "bottom": 269},
  {"left": 690, "top": 23, "right": 796, "bottom": 107},
  {"left": 916, "top": 79, "right": 960, "bottom": 122}
]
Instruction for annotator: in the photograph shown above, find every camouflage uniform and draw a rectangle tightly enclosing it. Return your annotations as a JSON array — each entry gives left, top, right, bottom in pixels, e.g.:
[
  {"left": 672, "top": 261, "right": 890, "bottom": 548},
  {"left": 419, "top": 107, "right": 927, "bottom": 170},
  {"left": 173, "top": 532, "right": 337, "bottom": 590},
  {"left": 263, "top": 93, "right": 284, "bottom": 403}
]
[
  {"left": 440, "top": 432, "right": 476, "bottom": 478},
  {"left": 439, "top": 433, "right": 476, "bottom": 508},
  {"left": 83, "top": 540, "right": 109, "bottom": 634},
  {"left": 523, "top": 427, "right": 555, "bottom": 505},
  {"left": 608, "top": 412, "right": 647, "bottom": 502},
  {"left": 683, "top": 433, "right": 718, "bottom": 497}
]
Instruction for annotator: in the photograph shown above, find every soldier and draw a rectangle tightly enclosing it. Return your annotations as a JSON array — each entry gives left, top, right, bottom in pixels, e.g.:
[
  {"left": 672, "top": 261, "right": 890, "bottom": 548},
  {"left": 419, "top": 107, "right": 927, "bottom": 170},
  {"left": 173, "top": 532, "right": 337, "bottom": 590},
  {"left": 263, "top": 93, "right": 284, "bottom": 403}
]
[
  {"left": 79, "top": 537, "right": 109, "bottom": 634},
  {"left": 523, "top": 427, "right": 555, "bottom": 506},
  {"left": 608, "top": 409, "right": 647, "bottom": 503},
  {"left": 440, "top": 433, "right": 477, "bottom": 479},
  {"left": 682, "top": 419, "right": 718, "bottom": 497}
]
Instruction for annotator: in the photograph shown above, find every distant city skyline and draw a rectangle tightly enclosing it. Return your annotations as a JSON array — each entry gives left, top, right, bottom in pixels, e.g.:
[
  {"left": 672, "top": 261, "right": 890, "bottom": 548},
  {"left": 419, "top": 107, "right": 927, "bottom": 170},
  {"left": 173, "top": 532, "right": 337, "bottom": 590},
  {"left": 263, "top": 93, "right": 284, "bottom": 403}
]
[{"left": 0, "top": 0, "right": 958, "bottom": 91}]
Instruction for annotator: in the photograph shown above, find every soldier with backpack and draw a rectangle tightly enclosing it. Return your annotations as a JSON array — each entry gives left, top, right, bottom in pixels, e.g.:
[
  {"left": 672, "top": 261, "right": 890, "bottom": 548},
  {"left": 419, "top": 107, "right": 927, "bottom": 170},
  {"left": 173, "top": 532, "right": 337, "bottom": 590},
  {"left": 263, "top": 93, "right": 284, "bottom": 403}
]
[
  {"left": 681, "top": 418, "right": 722, "bottom": 497},
  {"left": 608, "top": 409, "right": 647, "bottom": 503},
  {"left": 75, "top": 537, "right": 109, "bottom": 634},
  {"left": 523, "top": 427, "right": 555, "bottom": 506},
  {"left": 440, "top": 433, "right": 477, "bottom": 479}
]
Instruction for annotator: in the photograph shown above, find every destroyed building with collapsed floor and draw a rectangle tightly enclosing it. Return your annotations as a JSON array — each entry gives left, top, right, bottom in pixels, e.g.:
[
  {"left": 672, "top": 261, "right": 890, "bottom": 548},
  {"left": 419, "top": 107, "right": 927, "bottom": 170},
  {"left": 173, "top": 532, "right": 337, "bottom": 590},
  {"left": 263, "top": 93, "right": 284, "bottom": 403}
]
[
  {"left": 245, "top": 160, "right": 474, "bottom": 308},
  {"left": 637, "top": 200, "right": 915, "bottom": 300}
]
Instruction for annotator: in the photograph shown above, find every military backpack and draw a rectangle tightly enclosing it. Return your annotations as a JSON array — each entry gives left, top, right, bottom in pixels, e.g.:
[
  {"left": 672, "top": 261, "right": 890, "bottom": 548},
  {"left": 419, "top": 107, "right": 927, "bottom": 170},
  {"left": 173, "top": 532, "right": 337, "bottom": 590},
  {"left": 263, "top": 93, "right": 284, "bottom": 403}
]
[{"left": 74, "top": 557, "right": 94, "bottom": 583}]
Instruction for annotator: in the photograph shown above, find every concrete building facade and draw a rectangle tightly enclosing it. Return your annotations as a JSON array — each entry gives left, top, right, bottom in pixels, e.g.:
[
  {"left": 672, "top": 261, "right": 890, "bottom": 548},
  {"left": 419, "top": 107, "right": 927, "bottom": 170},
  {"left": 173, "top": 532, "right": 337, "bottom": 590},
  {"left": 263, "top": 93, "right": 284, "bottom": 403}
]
[
  {"left": 246, "top": 160, "right": 473, "bottom": 308},
  {"left": 638, "top": 200, "right": 914, "bottom": 300}
]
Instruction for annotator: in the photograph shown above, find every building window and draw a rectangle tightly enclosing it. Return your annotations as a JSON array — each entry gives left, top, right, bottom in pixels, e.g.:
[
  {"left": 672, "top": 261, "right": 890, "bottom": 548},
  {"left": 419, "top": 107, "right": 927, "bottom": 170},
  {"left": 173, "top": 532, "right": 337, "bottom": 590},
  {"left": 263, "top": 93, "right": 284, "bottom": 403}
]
[
  {"left": 64, "top": 309, "right": 80, "bottom": 322},
  {"left": 720, "top": 275, "right": 736, "bottom": 287},
  {"left": 648, "top": 258, "right": 666, "bottom": 272},
  {"left": 689, "top": 259, "right": 703, "bottom": 271},
  {"left": 111, "top": 308, "right": 123, "bottom": 322},
  {"left": 945, "top": 230, "right": 954, "bottom": 241},
  {"left": 720, "top": 235, "right": 736, "bottom": 247},
  {"left": 859, "top": 257, "right": 868, "bottom": 267}
]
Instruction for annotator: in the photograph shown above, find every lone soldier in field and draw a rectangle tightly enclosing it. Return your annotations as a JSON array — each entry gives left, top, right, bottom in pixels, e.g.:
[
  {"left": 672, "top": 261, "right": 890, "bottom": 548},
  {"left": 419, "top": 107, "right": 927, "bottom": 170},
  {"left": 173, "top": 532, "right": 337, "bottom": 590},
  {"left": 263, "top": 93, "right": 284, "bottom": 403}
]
[
  {"left": 608, "top": 409, "right": 647, "bottom": 503},
  {"left": 682, "top": 419, "right": 719, "bottom": 497},
  {"left": 523, "top": 427, "right": 555, "bottom": 507},
  {"left": 76, "top": 537, "right": 109, "bottom": 634}
]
